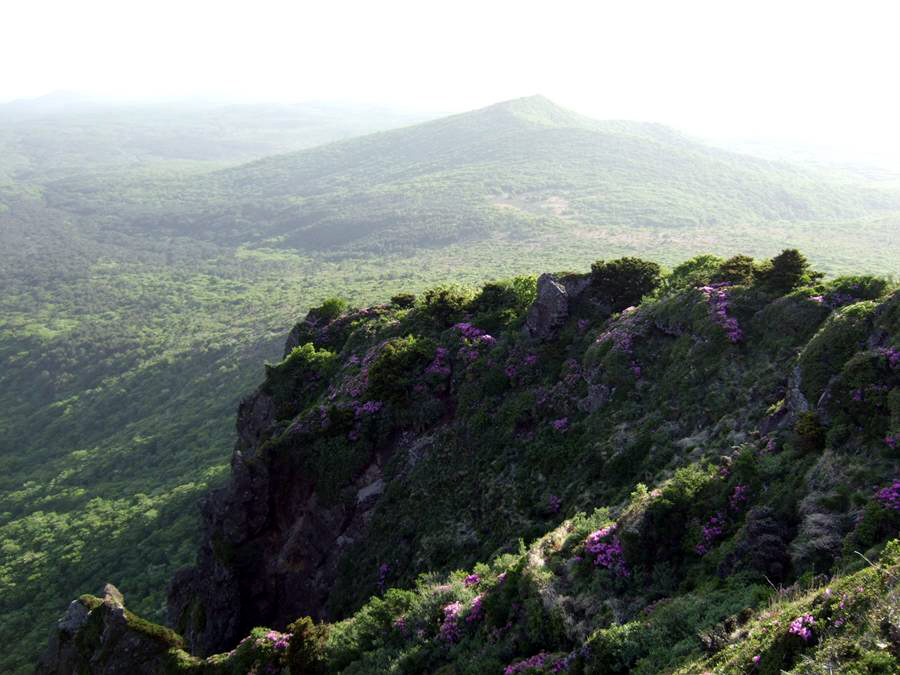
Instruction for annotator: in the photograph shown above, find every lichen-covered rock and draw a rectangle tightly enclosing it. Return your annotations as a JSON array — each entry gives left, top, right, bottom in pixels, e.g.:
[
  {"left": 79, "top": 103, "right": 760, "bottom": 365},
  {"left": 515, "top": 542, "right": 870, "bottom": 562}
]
[
  {"left": 38, "top": 585, "right": 185, "bottom": 675},
  {"left": 525, "top": 274, "right": 570, "bottom": 340},
  {"left": 524, "top": 273, "right": 591, "bottom": 340}
]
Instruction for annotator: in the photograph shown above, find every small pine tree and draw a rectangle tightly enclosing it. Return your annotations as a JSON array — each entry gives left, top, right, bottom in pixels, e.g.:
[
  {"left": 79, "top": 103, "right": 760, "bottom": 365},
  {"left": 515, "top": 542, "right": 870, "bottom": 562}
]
[{"left": 756, "top": 249, "right": 823, "bottom": 294}]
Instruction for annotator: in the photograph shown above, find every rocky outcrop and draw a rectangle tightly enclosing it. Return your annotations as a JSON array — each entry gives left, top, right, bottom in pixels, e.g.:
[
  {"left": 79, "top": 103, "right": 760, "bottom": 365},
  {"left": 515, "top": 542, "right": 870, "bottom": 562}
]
[
  {"left": 785, "top": 364, "right": 811, "bottom": 416},
  {"left": 167, "top": 313, "right": 390, "bottom": 657},
  {"left": 524, "top": 273, "right": 592, "bottom": 340},
  {"left": 38, "top": 584, "right": 185, "bottom": 675}
]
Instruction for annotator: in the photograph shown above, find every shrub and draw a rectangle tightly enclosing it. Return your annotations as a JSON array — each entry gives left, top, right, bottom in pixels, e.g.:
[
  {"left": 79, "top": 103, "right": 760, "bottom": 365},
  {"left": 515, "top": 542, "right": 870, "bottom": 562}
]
[
  {"left": 584, "top": 622, "right": 644, "bottom": 674},
  {"left": 468, "top": 276, "right": 537, "bottom": 331},
  {"left": 422, "top": 285, "right": 475, "bottom": 326},
  {"left": 389, "top": 292, "right": 416, "bottom": 309},
  {"left": 591, "top": 257, "right": 662, "bottom": 312},
  {"left": 826, "top": 276, "right": 890, "bottom": 301},
  {"left": 754, "top": 249, "right": 823, "bottom": 295},
  {"left": 314, "top": 297, "right": 349, "bottom": 322},
  {"left": 793, "top": 412, "right": 825, "bottom": 453},
  {"left": 713, "top": 254, "right": 757, "bottom": 285},
  {"left": 663, "top": 254, "right": 724, "bottom": 293},
  {"left": 797, "top": 301, "right": 875, "bottom": 402},
  {"left": 263, "top": 343, "right": 338, "bottom": 420},
  {"left": 286, "top": 616, "right": 329, "bottom": 674},
  {"left": 367, "top": 335, "right": 435, "bottom": 403}
]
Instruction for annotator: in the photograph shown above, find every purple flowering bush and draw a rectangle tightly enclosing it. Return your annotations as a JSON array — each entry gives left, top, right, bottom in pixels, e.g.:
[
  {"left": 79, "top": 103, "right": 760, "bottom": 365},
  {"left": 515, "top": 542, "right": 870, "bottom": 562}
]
[
  {"left": 585, "top": 306, "right": 648, "bottom": 391},
  {"left": 584, "top": 525, "right": 629, "bottom": 576},
  {"left": 787, "top": 613, "right": 815, "bottom": 641},
  {"left": 821, "top": 345, "right": 900, "bottom": 444},
  {"left": 698, "top": 283, "right": 743, "bottom": 343}
]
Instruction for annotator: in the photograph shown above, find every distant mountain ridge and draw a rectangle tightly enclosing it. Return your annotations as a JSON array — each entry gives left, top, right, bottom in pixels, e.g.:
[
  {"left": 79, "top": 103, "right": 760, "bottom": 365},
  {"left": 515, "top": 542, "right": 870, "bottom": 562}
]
[{"left": 46, "top": 95, "right": 895, "bottom": 256}]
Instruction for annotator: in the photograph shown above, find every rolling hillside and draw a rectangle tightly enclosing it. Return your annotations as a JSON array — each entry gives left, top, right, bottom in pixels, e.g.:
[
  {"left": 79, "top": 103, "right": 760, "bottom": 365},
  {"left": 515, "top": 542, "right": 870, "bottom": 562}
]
[{"left": 40, "top": 95, "right": 896, "bottom": 265}]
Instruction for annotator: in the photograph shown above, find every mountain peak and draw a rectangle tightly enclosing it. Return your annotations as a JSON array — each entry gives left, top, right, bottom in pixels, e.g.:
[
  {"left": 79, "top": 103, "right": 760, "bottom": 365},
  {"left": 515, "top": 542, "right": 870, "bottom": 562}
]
[{"left": 483, "top": 94, "right": 589, "bottom": 128}]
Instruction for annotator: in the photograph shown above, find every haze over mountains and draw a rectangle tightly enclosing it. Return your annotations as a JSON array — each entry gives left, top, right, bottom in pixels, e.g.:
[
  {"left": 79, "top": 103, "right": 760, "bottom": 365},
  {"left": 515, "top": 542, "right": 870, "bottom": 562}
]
[
  {"left": 25, "top": 95, "right": 897, "bottom": 263},
  {"left": 1, "top": 93, "right": 899, "bottom": 673}
]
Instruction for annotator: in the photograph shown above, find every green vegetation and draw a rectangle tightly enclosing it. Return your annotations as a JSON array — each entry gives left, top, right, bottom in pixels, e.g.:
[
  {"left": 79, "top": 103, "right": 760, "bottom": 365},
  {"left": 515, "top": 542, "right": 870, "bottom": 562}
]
[
  {"left": 41, "top": 250, "right": 899, "bottom": 673},
  {"left": 3, "top": 95, "right": 900, "bottom": 673},
  {"left": 590, "top": 257, "right": 662, "bottom": 311}
]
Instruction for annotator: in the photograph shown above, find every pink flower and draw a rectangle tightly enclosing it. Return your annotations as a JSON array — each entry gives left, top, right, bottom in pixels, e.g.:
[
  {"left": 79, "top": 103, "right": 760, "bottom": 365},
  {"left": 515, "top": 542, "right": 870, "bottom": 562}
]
[
  {"left": 466, "top": 594, "right": 484, "bottom": 623},
  {"left": 585, "top": 525, "right": 628, "bottom": 576},
  {"left": 788, "top": 614, "right": 815, "bottom": 641}
]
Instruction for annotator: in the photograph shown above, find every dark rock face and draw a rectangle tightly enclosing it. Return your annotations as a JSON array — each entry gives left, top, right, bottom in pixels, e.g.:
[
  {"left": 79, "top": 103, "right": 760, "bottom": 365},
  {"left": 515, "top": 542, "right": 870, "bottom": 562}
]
[
  {"left": 167, "top": 313, "right": 388, "bottom": 657},
  {"left": 236, "top": 390, "right": 275, "bottom": 448}
]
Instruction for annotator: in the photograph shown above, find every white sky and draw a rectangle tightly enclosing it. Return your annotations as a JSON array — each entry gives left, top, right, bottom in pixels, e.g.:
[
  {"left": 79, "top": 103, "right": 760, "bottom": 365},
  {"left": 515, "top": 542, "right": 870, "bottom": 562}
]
[{"left": 3, "top": 0, "right": 899, "bottom": 166}]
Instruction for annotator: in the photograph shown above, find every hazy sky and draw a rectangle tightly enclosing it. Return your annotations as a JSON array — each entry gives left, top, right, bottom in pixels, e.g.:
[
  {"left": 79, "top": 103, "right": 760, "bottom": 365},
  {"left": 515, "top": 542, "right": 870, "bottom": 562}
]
[{"left": 4, "top": 0, "right": 899, "bottom": 165}]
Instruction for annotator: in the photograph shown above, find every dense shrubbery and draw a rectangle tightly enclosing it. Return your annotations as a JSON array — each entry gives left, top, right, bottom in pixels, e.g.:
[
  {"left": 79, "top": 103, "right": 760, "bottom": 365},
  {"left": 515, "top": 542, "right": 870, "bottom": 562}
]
[
  {"left": 263, "top": 343, "right": 338, "bottom": 420},
  {"left": 313, "top": 297, "right": 350, "bottom": 322},
  {"left": 662, "top": 254, "right": 724, "bottom": 293},
  {"left": 713, "top": 254, "right": 757, "bottom": 285},
  {"left": 421, "top": 285, "right": 476, "bottom": 327},
  {"left": 590, "top": 257, "right": 662, "bottom": 312},
  {"left": 367, "top": 335, "right": 436, "bottom": 404}
]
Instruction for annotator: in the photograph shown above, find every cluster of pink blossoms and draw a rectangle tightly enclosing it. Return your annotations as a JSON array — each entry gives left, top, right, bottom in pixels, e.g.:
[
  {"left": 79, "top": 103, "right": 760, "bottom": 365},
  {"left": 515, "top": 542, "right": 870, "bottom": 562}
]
[
  {"left": 438, "top": 601, "right": 463, "bottom": 642},
  {"left": 503, "top": 652, "right": 553, "bottom": 674},
  {"left": 454, "top": 322, "right": 497, "bottom": 347},
  {"left": 875, "top": 480, "right": 900, "bottom": 510},
  {"left": 788, "top": 614, "right": 815, "bottom": 641},
  {"left": 695, "top": 513, "right": 726, "bottom": 555},
  {"left": 506, "top": 352, "right": 539, "bottom": 379},
  {"left": 584, "top": 525, "right": 628, "bottom": 576},
  {"left": 877, "top": 346, "right": 899, "bottom": 369},
  {"left": 354, "top": 400, "right": 382, "bottom": 417},
  {"left": 729, "top": 484, "right": 749, "bottom": 510},
  {"left": 547, "top": 494, "right": 562, "bottom": 513},
  {"left": 261, "top": 630, "right": 290, "bottom": 650},
  {"left": 698, "top": 283, "right": 742, "bottom": 343},
  {"left": 466, "top": 595, "right": 484, "bottom": 623},
  {"left": 425, "top": 346, "right": 451, "bottom": 377},
  {"left": 595, "top": 310, "right": 644, "bottom": 379}
]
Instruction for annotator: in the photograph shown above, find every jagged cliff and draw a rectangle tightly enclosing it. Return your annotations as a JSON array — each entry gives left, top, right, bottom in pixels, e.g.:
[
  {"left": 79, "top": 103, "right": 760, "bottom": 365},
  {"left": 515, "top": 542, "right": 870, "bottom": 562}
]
[{"left": 38, "top": 253, "right": 900, "bottom": 674}]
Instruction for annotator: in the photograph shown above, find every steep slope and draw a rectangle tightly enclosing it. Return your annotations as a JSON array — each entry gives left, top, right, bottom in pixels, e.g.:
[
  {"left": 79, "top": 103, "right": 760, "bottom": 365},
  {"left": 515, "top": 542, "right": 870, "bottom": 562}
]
[
  {"left": 39, "top": 252, "right": 900, "bottom": 674},
  {"left": 37, "top": 96, "right": 900, "bottom": 262}
]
